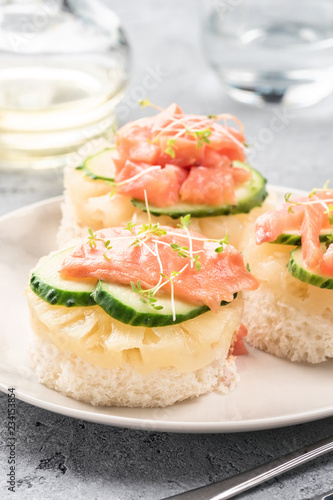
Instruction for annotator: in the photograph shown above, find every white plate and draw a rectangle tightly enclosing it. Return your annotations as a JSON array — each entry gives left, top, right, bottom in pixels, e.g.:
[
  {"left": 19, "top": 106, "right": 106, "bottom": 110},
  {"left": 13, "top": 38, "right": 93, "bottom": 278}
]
[{"left": 0, "top": 189, "right": 332, "bottom": 433}]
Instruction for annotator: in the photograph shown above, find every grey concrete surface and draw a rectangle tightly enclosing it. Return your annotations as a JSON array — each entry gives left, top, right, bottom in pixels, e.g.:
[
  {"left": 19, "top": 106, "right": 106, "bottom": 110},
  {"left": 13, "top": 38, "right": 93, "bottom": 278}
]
[
  {"left": 1, "top": 0, "right": 333, "bottom": 499},
  {"left": 0, "top": 394, "right": 333, "bottom": 500}
]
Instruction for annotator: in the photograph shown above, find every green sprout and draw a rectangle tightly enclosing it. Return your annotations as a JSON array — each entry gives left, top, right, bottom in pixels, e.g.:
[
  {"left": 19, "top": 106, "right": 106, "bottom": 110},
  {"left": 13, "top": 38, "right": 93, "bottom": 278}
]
[
  {"left": 177, "top": 214, "right": 191, "bottom": 229},
  {"left": 130, "top": 281, "right": 163, "bottom": 311},
  {"left": 191, "top": 128, "right": 212, "bottom": 148},
  {"left": 88, "top": 228, "right": 98, "bottom": 249},
  {"left": 138, "top": 98, "right": 151, "bottom": 108},
  {"left": 165, "top": 138, "right": 176, "bottom": 158},
  {"left": 215, "top": 233, "right": 229, "bottom": 253},
  {"left": 103, "top": 239, "right": 113, "bottom": 261}
]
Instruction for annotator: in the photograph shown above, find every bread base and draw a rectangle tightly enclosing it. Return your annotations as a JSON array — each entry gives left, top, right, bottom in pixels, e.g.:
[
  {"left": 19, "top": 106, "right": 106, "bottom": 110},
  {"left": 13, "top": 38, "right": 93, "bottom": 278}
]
[
  {"left": 30, "top": 334, "right": 239, "bottom": 407},
  {"left": 57, "top": 193, "right": 88, "bottom": 247},
  {"left": 243, "top": 287, "right": 333, "bottom": 363}
]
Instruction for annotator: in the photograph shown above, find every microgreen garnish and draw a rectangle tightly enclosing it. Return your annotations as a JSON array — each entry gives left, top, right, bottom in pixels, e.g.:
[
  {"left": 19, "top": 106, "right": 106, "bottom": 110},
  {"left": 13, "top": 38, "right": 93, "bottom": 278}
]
[
  {"left": 177, "top": 214, "right": 191, "bottom": 229},
  {"left": 129, "top": 222, "right": 167, "bottom": 248},
  {"left": 164, "top": 127, "right": 212, "bottom": 156},
  {"left": 309, "top": 180, "right": 331, "bottom": 198},
  {"left": 88, "top": 228, "right": 97, "bottom": 248},
  {"left": 161, "top": 270, "right": 181, "bottom": 280},
  {"left": 130, "top": 280, "right": 141, "bottom": 293},
  {"left": 328, "top": 204, "right": 333, "bottom": 224},
  {"left": 190, "top": 128, "right": 212, "bottom": 148},
  {"left": 284, "top": 192, "right": 295, "bottom": 213},
  {"left": 139, "top": 223, "right": 167, "bottom": 238},
  {"left": 130, "top": 261, "right": 190, "bottom": 319},
  {"left": 324, "top": 234, "right": 333, "bottom": 250},
  {"left": 165, "top": 138, "right": 176, "bottom": 158},
  {"left": 125, "top": 191, "right": 166, "bottom": 251},
  {"left": 124, "top": 221, "right": 137, "bottom": 235},
  {"left": 124, "top": 104, "right": 245, "bottom": 165},
  {"left": 103, "top": 239, "right": 113, "bottom": 260},
  {"left": 87, "top": 228, "right": 113, "bottom": 260},
  {"left": 170, "top": 243, "right": 189, "bottom": 258},
  {"left": 138, "top": 99, "right": 163, "bottom": 111},
  {"left": 215, "top": 233, "right": 229, "bottom": 253},
  {"left": 194, "top": 254, "right": 201, "bottom": 272},
  {"left": 130, "top": 280, "right": 164, "bottom": 310},
  {"left": 176, "top": 214, "right": 196, "bottom": 268},
  {"left": 159, "top": 266, "right": 188, "bottom": 320},
  {"left": 169, "top": 242, "right": 201, "bottom": 272},
  {"left": 138, "top": 98, "right": 151, "bottom": 108},
  {"left": 284, "top": 187, "right": 333, "bottom": 222}
]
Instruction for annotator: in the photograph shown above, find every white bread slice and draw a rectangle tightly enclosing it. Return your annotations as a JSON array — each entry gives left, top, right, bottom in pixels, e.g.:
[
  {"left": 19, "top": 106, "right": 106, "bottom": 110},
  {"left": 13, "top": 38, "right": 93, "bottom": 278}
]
[
  {"left": 243, "top": 287, "right": 333, "bottom": 363},
  {"left": 30, "top": 334, "right": 238, "bottom": 407},
  {"left": 243, "top": 239, "right": 333, "bottom": 363}
]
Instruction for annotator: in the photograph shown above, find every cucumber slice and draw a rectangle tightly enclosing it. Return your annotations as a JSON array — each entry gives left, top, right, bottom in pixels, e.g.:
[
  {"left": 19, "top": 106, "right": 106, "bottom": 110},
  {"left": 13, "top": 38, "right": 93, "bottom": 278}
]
[
  {"left": 30, "top": 248, "right": 97, "bottom": 307},
  {"left": 288, "top": 245, "right": 333, "bottom": 289},
  {"left": 93, "top": 281, "right": 235, "bottom": 327},
  {"left": 272, "top": 229, "right": 333, "bottom": 245},
  {"left": 131, "top": 164, "right": 267, "bottom": 218},
  {"left": 77, "top": 152, "right": 267, "bottom": 218},
  {"left": 76, "top": 148, "right": 116, "bottom": 182}
]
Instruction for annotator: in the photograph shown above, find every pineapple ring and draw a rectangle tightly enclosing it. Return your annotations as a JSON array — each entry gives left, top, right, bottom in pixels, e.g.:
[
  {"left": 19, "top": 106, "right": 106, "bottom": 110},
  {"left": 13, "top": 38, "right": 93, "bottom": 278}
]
[
  {"left": 26, "top": 287, "right": 242, "bottom": 374},
  {"left": 243, "top": 237, "right": 333, "bottom": 316}
]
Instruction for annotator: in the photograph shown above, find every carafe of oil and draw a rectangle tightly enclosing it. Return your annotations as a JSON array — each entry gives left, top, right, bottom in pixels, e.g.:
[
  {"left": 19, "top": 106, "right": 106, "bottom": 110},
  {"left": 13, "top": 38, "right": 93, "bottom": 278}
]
[{"left": 0, "top": 0, "right": 130, "bottom": 169}]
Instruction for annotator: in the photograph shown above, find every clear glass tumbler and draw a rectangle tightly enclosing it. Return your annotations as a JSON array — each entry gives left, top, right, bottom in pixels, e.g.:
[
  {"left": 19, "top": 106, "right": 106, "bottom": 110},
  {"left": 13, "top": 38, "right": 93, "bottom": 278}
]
[
  {"left": 0, "top": 0, "right": 130, "bottom": 169},
  {"left": 202, "top": 0, "right": 333, "bottom": 107}
]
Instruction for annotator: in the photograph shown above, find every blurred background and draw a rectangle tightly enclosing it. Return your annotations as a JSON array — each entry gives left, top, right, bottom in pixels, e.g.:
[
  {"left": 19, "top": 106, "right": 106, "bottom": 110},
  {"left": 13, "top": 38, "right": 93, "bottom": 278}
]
[{"left": 1, "top": 0, "right": 333, "bottom": 215}]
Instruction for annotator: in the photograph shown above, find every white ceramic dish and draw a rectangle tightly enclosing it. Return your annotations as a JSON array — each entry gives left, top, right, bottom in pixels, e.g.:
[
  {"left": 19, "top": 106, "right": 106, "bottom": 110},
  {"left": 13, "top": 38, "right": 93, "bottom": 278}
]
[{"left": 0, "top": 189, "right": 332, "bottom": 433}]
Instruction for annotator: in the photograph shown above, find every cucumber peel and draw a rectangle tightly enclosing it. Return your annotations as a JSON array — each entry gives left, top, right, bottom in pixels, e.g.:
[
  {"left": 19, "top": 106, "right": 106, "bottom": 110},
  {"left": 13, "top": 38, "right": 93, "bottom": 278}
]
[
  {"left": 272, "top": 229, "right": 333, "bottom": 246},
  {"left": 76, "top": 148, "right": 116, "bottom": 182},
  {"left": 77, "top": 150, "right": 267, "bottom": 218},
  {"left": 30, "top": 248, "right": 238, "bottom": 325},
  {"left": 93, "top": 280, "right": 236, "bottom": 327},
  {"left": 131, "top": 164, "right": 267, "bottom": 218},
  {"left": 30, "top": 248, "right": 97, "bottom": 307},
  {"left": 288, "top": 245, "right": 333, "bottom": 289}
]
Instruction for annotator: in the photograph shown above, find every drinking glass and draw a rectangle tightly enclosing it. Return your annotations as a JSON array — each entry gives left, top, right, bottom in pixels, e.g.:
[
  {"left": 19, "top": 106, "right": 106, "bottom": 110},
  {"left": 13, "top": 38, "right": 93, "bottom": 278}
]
[{"left": 202, "top": 0, "right": 333, "bottom": 107}]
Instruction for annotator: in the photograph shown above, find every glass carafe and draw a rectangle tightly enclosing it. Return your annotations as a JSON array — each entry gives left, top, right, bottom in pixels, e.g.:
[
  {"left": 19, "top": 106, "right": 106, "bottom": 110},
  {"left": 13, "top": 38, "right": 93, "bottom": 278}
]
[{"left": 0, "top": 0, "right": 130, "bottom": 169}]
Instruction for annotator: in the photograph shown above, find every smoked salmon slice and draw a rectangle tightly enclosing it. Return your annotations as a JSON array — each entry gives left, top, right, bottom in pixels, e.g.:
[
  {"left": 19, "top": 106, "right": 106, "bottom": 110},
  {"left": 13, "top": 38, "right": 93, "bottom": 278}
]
[
  {"left": 320, "top": 243, "right": 333, "bottom": 275},
  {"left": 113, "top": 103, "right": 248, "bottom": 207},
  {"left": 60, "top": 227, "right": 259, "bottom": 312},
  {"left": 232, "top": 324, "right": 248, "bottom": 356},
  {"left": 179, "top": 167, "right": 236, "bottom": 206},
  {"left": 300, "top": 204, "right": 325, "bottom": 269},
  {"left": 116, "top": 160, "right": 188, "bottom": 207},
  {"left": 254, "top": 190, "right": 333, "bottom": 274},
  {"left": 255, "top": 205, "right": 305, "bottom": 244}
]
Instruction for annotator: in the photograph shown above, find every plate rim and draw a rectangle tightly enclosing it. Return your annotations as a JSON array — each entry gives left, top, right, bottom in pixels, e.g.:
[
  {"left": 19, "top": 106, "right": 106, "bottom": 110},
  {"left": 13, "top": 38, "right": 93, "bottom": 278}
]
[{"left": 1, "top": 187, "right": 332, "bottom": 433}]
